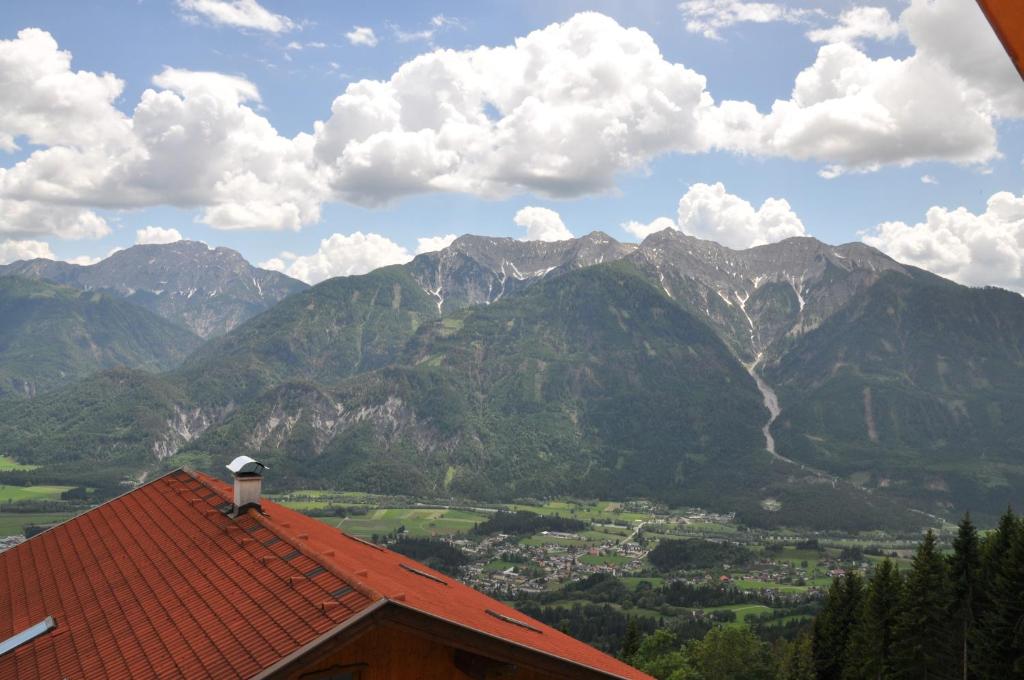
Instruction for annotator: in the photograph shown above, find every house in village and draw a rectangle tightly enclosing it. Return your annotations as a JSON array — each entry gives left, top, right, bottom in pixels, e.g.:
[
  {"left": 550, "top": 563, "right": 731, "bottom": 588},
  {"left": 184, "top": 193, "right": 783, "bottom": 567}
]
[{"left": 0, "top": 458, "right": 650, "bottom": 679}]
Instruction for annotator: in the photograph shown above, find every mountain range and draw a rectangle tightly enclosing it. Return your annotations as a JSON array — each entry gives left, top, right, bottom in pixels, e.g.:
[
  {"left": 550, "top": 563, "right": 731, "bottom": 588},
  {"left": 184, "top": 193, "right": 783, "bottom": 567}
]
[
  {"left": 0, "top": 240, "right": 307, "bottom": 338},
  {"left": 1, "top": 231, "right": 1021, "bottom": 529}
]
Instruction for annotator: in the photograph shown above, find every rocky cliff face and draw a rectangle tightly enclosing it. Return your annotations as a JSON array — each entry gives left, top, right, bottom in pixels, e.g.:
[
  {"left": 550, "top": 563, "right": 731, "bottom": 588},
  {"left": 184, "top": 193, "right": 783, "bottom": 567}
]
[
  {"left": 0, "top": 241, "right": 308, "bottom": 337},
  {"left": 406, "top": 231, "right": 637, "bottom": 312},
  {"left": 628, "top": 230, "right": 907, "bottom": 362}
]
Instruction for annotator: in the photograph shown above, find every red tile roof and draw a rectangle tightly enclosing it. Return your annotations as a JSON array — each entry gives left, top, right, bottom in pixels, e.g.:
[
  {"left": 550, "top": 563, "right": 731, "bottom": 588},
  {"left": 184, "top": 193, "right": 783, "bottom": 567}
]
[{"left": 0, "top": 469, "right": 652, "bottom": 679}]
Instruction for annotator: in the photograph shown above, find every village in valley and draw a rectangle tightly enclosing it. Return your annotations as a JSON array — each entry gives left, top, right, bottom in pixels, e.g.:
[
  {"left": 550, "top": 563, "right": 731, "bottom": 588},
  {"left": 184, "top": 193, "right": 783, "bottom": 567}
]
[
  {"left": 246, "top": 491, "right": 925, "bottom": 637},
  {"left": 0, "top": 462, "right": 945, "bottom": 654}
]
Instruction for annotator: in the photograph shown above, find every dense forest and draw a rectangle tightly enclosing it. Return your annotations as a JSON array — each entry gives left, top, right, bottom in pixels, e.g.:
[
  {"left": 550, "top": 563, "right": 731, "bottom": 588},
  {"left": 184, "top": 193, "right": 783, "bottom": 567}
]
[{"left": 619, "top": 511, "right": 1024, "bottom": 679}]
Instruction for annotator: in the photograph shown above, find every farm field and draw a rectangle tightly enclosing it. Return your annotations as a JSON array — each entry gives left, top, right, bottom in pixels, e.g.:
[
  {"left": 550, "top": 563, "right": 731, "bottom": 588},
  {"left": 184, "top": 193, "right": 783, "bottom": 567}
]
[
  {"left": 0, "top": 455, "right": 39, "bottom": 471},
  {"left": 0, "top": 512, "right": 74, "bottom": 536},
  {"left": 700, "top": 604, "right": 774, "bottom": 626},
  {"left": 314, "top": 506, "right": 490, "bottom": 538},
  {"left": 0, "top": 484, "right": 73, "bottom": 503}
]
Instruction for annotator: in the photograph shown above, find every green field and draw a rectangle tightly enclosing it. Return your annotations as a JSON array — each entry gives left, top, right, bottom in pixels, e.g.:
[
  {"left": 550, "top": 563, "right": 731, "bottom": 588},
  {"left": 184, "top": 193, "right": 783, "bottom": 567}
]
[
  {"left": 0, "top": 512, "right": 74, "bottom": 536},
  {"left": 313, "top": 506, "right": 490, "bottom": 538},
  {"left": 0, "top": 455, "right": 39, "bottom": 471},
  {"left": 730, "top": 579, "right": 809, "bottom": 594},
  {"left": 621, "top": 577, "right": 666, "bottom": 590},
  {"left": 520, "top": 533, "right": 593, "bottom": 547},
  {"left": 507, "top": 500, "right": 647, "bottom": 524},
  {"left": 0, "top": 485, "right": 73, "bottom": 503},
  {"left": 701, "top": 604, "right": 774, "bottom": 626}
]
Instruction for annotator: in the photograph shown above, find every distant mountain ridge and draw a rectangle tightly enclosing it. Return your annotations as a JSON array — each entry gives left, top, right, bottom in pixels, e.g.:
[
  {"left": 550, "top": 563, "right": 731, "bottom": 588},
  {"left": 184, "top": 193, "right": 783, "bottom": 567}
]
[
  {"left": 1, "top": 229, "right": 1021, "bottom": 528},
  {"left": 0, "top": 241, "right": 308, "bottom": 337}
]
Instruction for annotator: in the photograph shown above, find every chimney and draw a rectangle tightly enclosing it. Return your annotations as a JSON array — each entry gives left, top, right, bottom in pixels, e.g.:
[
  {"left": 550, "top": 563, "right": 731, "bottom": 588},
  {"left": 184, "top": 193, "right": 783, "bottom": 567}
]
[{"left": 226, "top": 455, "right": 268, "bottom": 514}]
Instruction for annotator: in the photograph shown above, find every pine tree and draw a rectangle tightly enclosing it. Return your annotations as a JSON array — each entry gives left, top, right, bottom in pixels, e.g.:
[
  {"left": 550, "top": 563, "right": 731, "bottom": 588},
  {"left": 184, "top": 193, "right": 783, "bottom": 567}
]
[
  {"left": 844, "top": 558, "right": 902, "bottom": 679},
  {"left": 778, "top": 633, "right": 816, "bottom": 680},
  {"left": 973, "top": 510, "right": 1024, "bottom": 677},
  {"left": 621, "top": 616, "right": 642, "bottom": 660},
  {"left": 813, "top": 571, "right": 865, "bottom": 680},
  {"left": 948, "top": 514, "right": 980, "bottom": 680},
  {"left": 893, "top": 530, "right": 955, "bottom": 679}
]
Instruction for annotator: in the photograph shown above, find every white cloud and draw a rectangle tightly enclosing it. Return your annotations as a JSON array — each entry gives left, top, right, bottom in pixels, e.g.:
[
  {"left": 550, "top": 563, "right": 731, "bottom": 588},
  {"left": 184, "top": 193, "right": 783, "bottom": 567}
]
[
  {"left": 902, "top": 0, "right": 1024, "bottom": 119},
  {"left": 416, "top": 234, "right": 458, "bottom": 254},
  {"left": 0, "top": 28, "right": 129, "bottom": 151},
  {"left": 679, "top": 0, "right": 815, "bottom": 40},
  {"left": 706, "top": 0, "right": 1019, "bottom": 175},
  {"left": 921, "top": 174, "right": 938, "bottom": 184},
  {"left": 176, "top": 0, "right": 294, "bottom": 33},
  {"left": 708, "top": 44, "right": 998, "bottom": 175},
  {"left": 0, "top": 35, "right": 324, "bottom": 233},
  {"left": 0, "top": 238, "right": 54, "bottom": 264},
  {"left": 346, "top": 26, "right": 378, "bottom": 47},
  {"left": 65, "top": 254, "right": 101, "bottom": 266},
  {"left": 135, "top": 226, "right": 183, "bottom": 245},
  {"left": 863, "top": 191, "right": 1024, "bottom": 291},
  {"left": 1, "top": 7, "right": 1020, "bottom": 238},
  {"left": 260, "top": 232, "right": 412, "bottom": 284},
  {"left": 391, "top": 15, "right": 464, "bottom": 44},
  {"left": 806, "top": 6, "right": 899, "bottom": 45},
  {"left": 622, "top": 216, "right": 677, "bottom": 240},
  {"left": 514, "top": 207, "right": 574, "bottom": 242},
  {"left": 675, "top": 182, "right": 806, "bottom": 249},
  {"left": 316, "top": 12, "right": 712, "bottom": 205},
  {"left": 0, "top": 199, "right": 109, "bottom": 240}
]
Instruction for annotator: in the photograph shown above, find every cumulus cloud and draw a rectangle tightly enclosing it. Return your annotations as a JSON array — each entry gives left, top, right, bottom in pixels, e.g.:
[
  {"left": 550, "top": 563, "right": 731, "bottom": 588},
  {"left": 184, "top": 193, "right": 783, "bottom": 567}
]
[
  {"left": 346, "top": 26, "right": 378, "bottom": 47},
  {"left": 921, "top": 175, "right": 938, "bottom": 184},
  {"left": 65, "top": 254, "right": 101, "bottom": 266},
  {"left": 513, "top": 207, "right": 574, "bottom": 242},
  {"left": 622, "top": 216, "right": 677, "bottom": 240},
  {"left": 707, "top": 0, "right": 1018, "bottom": 175},
  {"left": 0, "top": 28, "right": 129, "bottom": 151},
  {"left": 135, "top": 226, "right": 184, "bottom": 245},
  {"left": 314, "top": 12, "right": 713, "bottom": 205},
  {"left": 677, "top": 183, "right": 805, "bottom": 248},
  {"left": 176, "top": 0, "right": 294, "bottom": 33},
  {"left": 0, "top": 34, "right": 324, "bottom": 233},
  {"left": 0, "top": 199, "right": 109, "bottom": 240},
  {"left": 902, "top": 0, "right": 1024, "bottom": 118},
  {"left": 416, "top": 233, "right": 457, "bottom": 254},
  {"left": 806, "top": 6, "right": 899, "bottom": 45},
  {"left": 260, "top": 232, "right": 413, "bottom": 284},
  {"left": 863, "top": 191, "right": 1024, "bottom": 291},
  {"left": 1, "top": 5, "right": 1020, "bottom": 241},
  {"left": 679, "top": 0, "right": 815, "bottom": 40},
  {"left": 0, "top": 238, "right": 54, "bottom": 264}
]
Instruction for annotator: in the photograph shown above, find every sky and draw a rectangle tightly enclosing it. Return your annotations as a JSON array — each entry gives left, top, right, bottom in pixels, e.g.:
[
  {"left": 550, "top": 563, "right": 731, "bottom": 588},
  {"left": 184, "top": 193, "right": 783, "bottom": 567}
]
[{"left": 0, "top": 0, "right": 1022, "bottom": 289}]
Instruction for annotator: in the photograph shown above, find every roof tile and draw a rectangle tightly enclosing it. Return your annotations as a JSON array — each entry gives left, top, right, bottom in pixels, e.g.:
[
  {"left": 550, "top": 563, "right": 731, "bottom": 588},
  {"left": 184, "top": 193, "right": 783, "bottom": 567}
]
[{"left": 0, "top": 469, "right": 650, "bottom": 679}]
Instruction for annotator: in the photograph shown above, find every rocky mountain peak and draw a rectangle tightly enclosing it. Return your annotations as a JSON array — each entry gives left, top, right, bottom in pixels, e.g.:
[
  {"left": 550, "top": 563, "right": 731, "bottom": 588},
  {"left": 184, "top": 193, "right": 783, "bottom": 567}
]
[
  {"left": 406, "top": 230, "right": 636, "bottom": 312},
  {"left": 0, "top": 240, "right": 308, "bottom": 338},
  {"left": 629, "top": 229, "right": 910, "bottom": 361}
]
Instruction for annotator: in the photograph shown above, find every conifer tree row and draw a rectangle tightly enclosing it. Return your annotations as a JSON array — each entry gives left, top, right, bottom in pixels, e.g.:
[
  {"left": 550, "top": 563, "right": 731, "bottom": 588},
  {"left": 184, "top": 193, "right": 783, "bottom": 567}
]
[{"left": 626, "top": 510, "right": 1024, "bottom": 680}]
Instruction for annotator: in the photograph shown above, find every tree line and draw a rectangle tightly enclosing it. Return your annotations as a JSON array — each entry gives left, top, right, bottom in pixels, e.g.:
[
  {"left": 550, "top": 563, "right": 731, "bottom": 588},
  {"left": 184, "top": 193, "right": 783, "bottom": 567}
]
[{"left": 624, "top": 510, "right": 1024, "bottom": 679}]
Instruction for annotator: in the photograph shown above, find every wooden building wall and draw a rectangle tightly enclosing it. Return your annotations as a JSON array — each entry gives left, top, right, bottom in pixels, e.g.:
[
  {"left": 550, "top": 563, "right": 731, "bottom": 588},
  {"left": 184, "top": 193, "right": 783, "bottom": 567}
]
[{"left": 281, "top": 621, "right": 553, "bottom": 680}]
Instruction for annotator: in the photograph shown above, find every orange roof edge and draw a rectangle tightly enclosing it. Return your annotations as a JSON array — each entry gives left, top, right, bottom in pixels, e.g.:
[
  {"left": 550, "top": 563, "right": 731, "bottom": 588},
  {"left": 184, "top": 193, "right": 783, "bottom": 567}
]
[{"left": 977, "top": 0, "right": 1024, "bottom": 80}]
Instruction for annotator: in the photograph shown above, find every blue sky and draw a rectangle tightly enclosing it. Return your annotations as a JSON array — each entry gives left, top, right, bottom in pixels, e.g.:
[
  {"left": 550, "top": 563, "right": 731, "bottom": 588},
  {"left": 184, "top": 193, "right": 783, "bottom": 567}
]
[{"left": 0, "top": 0, "right": 1022, "bottom": 289}]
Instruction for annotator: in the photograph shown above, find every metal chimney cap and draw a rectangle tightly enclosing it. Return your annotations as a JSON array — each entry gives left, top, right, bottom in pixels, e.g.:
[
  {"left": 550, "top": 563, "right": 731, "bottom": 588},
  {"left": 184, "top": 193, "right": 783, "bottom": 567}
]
[{"left": 226, "top": 455, "right": 268, "bottom": 476}]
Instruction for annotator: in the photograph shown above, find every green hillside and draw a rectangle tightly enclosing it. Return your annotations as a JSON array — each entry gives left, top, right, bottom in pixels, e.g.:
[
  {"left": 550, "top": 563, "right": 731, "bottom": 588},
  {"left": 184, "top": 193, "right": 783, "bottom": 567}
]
[
  {"left": 0, "top": 277, "right": 202, "bottom": 398},
  {"left": 766, "top": 270, "right": 1024, "bottom": 515}
]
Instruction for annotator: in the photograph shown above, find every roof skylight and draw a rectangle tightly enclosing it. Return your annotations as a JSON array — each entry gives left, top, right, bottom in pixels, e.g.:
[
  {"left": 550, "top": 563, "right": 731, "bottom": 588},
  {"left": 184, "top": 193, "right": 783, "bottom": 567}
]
[{"left": 0, "top": 617, "right": 56, "bottom": 658}]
